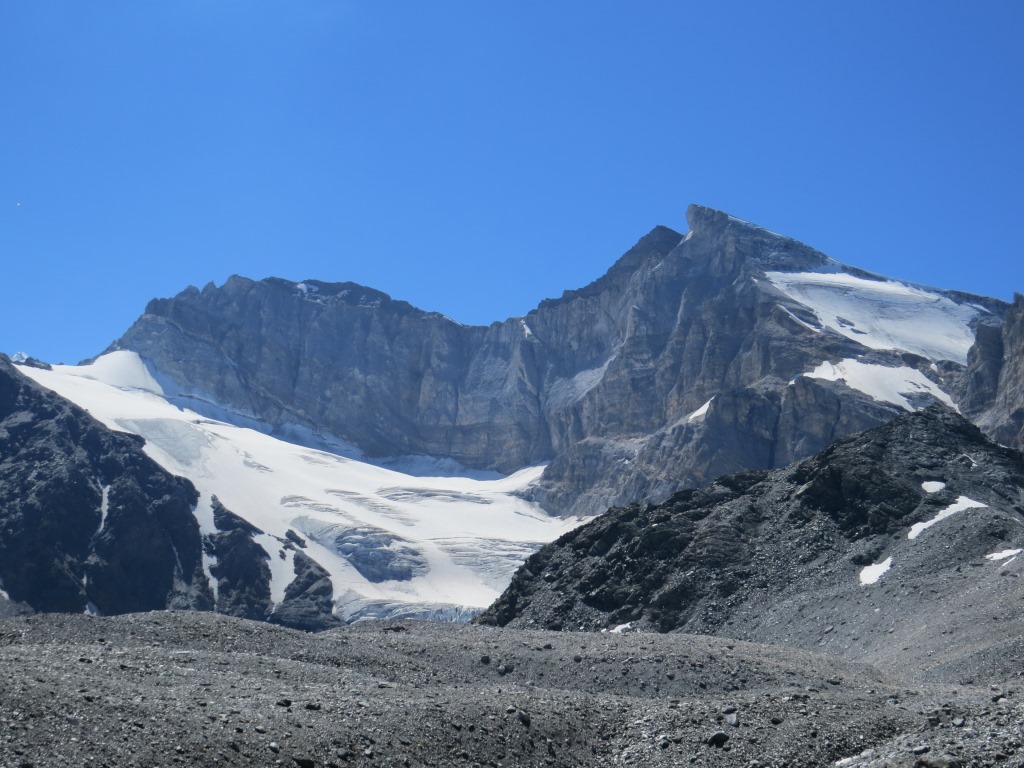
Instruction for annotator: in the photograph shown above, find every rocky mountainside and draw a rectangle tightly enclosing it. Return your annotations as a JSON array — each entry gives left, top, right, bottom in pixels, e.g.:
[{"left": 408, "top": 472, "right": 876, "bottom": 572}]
[
  {"left": 0, "top": 356, "right": 340, "bottom": 628},
  {"left": 108, "top": 205, "right": 1007, "bottom": 517},
  {"left": 478, "top": 406, "right": 1024, "bottom": 676},
  {"left": 0, "top": 355, "right": 212, "bottom": 616}
]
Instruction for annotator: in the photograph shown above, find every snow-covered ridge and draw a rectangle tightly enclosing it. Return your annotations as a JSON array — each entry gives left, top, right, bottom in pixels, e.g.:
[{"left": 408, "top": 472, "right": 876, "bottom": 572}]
[
  {"left": 19, "top": 352, "right": 591, "bottom": 621},
  {"left": 766, "top": 269, "right": 979, "bottom": 363}
]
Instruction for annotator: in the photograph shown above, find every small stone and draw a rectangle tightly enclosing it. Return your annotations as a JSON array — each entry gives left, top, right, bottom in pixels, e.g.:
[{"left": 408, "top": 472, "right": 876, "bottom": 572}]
[
  {"left": 255, "top": 725, "right": 267, "bottom": 734},
  {"left": 573, "top": 655, "right": 583, "bottom": 663},
  {"left": 276, "top": 699, "right": 292, "bottom": 708},
  {"left": 480, "top": 655, "right": 491, "bottom": 665},
  {"left": 293, "top": 758, "right": 316, "bottom": 768},
  {"left": 707, "top": 731, "right": 729, "bottom": 748},
  {"left": 770, "top": 716, "right": 784, "bottom": 725},
  {"left": 725, "top": 713, "right": 740, "bottom": 728},
  {"left": 912, "top": 745, "right": 930, "bottom": 755},
  {"left": 304, "top": 702, "right": 321, "bottom": 711},
  {"left": 269, "top": 742, "right": 280, "bottom": 754},
  {"left": 952, "top": 717, "right": 966, "bottom": 727},
  {"left": 518, "top": 710, "right": 531, "bottom": 727}
]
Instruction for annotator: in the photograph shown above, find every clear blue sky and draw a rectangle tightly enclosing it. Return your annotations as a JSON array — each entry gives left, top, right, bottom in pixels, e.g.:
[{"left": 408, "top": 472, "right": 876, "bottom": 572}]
[{"left": 2, "top": 2, "right": 1022, "bottom": 364}]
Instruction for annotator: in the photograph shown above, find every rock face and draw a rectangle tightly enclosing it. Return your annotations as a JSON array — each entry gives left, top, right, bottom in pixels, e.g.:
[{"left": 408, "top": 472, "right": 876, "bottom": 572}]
[
  {"left": 964, "top": 293, "right": 1024, "bottom": 450},
  {"left": 477, "top": 406, "right": 1024, "bottom": 674},
  {"left": 109, "top": 205, "right": 1003, "bottom": 516},
  {"left": 0, "top": 355, "right": 213, "bottom": 615}
]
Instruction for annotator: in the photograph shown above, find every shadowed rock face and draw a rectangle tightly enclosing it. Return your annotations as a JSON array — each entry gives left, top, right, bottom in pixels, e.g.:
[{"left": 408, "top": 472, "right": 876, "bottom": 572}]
[
  {"left": 477, "top": 407, "right": 1024, "bottom": 674},
  {"left": 965, "top": 293, "right": 1024, "bottom": 451},
  {"left": 109, "top": 205, "right": 1004, "bottom": 516},
  {"left": 0, "top": 355, "right": 213, "bottom": 615}
]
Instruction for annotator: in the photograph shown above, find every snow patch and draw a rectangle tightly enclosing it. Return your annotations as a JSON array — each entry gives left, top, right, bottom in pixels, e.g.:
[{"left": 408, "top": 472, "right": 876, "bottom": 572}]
[
  {"left": 521, "top": 319, "right": 534, "bottom": 338},
  {"left": 687, "top": 398, "right": 714, "bottom": 422},
  {"left": 60, "top": 350, "right": 165, "bottom": 393},
  {"left": 255, "top": 533, "right": 296, "bottom": 608},
  {"left": 805, "top": 359, "right": 955, "bottom": 411},
  {"left": 859, "top": 557, "right": 892, "bottom": 585},
  {"left": 908, "top": 496, "right": 987, "bottom": 539},
  {"left": 93, "top": 483, "right": 111, "bottom": 539},
  {"left": 921, "top": 481, "right": 946, "bottom": 493},
  {"left": 766, "top": 270, "right": 978, "bottom": 362},
  {"left": 986, "top": 549, "right": 1022, "bottom": 563}
]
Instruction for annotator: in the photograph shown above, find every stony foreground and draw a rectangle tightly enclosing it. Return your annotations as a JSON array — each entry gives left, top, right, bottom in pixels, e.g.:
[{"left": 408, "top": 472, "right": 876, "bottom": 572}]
[{"left": 1, "top": 611, "right": 1022, "bottom": 767}]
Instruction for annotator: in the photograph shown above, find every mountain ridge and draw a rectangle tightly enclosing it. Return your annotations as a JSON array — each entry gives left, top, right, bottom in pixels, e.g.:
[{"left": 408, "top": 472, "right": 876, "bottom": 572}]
[
  {"left": 105, "top": 204, "right": 1011, "bottom": 518},
  {"left": 477, "top": 405, "right": 1024, "bottom": 680}
]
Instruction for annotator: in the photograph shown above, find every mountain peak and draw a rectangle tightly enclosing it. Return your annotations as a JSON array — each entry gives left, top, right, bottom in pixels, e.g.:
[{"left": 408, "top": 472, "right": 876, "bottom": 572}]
[{"left": 685, "top": 203, "right": 730, "bottom": 234}]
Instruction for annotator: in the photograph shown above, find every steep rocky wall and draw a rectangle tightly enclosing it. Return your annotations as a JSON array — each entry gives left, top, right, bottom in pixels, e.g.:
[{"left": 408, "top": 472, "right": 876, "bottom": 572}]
[
  {"left": 109, "top": 206, "right": 1000, "bottom": 516},
  {"left": 969, "top": 294, "right": 1024, "bottom": 450}
]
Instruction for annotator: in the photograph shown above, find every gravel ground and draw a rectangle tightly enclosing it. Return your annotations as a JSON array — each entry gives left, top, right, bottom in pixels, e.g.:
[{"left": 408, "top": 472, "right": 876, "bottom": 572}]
[{"left": 2, "top": 611, "right": 1022, "bottom": 767}]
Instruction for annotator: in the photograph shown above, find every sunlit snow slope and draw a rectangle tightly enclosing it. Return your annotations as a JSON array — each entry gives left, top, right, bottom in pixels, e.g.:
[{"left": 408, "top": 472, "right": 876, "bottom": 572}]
[
  {"left": 21, "top": 352, "right": 588, "bottom": 621},
  {"left": 766, "top": 269, "right": 981, "bottom": 363}
]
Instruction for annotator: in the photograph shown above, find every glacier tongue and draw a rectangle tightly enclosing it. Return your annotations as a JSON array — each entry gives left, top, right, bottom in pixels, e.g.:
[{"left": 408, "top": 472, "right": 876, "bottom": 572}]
[{"left": 19, "top": 352, "right": 590, "bottom": 622}]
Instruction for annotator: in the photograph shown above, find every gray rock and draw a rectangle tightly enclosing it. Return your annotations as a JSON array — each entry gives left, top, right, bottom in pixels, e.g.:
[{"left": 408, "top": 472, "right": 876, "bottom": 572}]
[{"left": 968, "top": 293, "right": 1024, "bottom": 451}]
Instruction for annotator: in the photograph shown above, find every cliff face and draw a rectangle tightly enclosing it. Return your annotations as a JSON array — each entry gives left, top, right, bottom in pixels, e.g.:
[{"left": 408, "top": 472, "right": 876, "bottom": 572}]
[
  {"left": 109, "top": 205, "right": 1000, "bottom": 516},
  {"left": 964, "top": 294, "right": 1024, "bottom": 451}
]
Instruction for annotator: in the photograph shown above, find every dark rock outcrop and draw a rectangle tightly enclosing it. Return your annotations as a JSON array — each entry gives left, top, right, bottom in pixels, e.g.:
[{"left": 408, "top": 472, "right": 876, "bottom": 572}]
[
  {"left": 204, "top": 496, "right": 272, "bottom": 621},
  {"left": 477, "top": 406, "right": 1024, "bottom": 672},
  {"left": 0, "top": 355, "right": 213, "bottom": 615},
  {"left": 268, "top": 551, "right": 340, "bottom": 631},
  {"left": 109, "top": 206, "right": 999, "bottom": 516}
]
